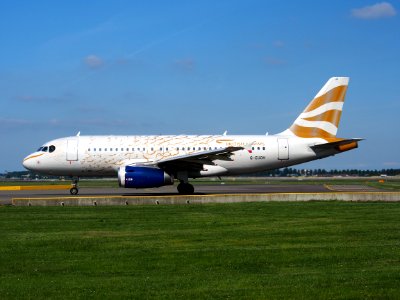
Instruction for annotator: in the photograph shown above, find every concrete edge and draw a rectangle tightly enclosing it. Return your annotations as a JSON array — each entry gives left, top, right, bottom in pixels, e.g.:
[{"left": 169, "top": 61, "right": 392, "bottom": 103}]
[{"left": 12, "top": 192, "right": 400, "bottom": 206}]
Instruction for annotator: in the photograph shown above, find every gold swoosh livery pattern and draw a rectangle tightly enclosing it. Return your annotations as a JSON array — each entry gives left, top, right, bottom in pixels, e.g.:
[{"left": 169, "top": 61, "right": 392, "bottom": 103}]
[
  {"left": 302, "top": 109, "right": 342, "bottom": 126},
  {"left": 23, "top": 153, "right": 44, "bottom": 162},
  {"left": 289, "top": 79, "right": 348, "bottom": 140},
  {"left": 79, "top": 135, "right": 248, "bottom": 172}
]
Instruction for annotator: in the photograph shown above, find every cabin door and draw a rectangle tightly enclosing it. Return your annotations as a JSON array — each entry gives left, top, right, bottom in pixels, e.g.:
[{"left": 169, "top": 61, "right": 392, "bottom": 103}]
[
  {"left": 66, "top": 139, "right": 79, "bottom": 161},
  {"left": 278, "top": 138, "right": 289, "bottom": 160}
]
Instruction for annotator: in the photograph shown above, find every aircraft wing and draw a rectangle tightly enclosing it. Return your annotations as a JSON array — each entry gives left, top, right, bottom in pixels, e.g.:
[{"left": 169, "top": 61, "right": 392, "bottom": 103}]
[{"left": 155, "top": 146, "right": 244, "bottom": 171}]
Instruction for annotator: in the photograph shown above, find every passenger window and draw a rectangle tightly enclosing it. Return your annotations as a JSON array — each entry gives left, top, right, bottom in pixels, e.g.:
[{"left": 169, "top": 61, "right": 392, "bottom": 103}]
[
  {"left": 263, "top": 147, "right": 265, "bottom": 150},
  {"left": 257, "top": 147, "right": 260, "bottom": 150},
  {"left": 49, "top": 145, "right": 56, "bottom": 153}
]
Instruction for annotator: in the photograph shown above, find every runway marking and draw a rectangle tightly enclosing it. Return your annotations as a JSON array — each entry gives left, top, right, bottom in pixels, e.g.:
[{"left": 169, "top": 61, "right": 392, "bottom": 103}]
[
  {"left": 325, "top": 185, "right": 379, "bottom": 192},
  {"left": 0, "top": 185, "right": 70, "bottom": 191}
]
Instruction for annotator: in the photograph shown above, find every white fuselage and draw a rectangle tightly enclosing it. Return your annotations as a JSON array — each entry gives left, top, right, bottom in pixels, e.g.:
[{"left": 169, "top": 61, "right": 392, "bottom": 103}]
[{"left": 23, "top": 134, "right": 330, "bottom": 178}]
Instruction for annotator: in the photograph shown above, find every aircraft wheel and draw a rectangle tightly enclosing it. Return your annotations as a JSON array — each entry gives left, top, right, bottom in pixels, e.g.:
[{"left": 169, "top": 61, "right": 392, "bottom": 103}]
[
  {"left": 177, "top": 183, "right": 194, "bottom": 195},
  {"left": 70, "top": 187, "right": 79, "bottom": 195},
  {"left": 185, "top": 183, "right": 194, "bottom": 194}
]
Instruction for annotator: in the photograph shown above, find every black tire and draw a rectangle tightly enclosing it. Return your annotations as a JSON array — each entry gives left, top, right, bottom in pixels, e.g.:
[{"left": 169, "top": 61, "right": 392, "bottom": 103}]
[
  {"left": 185, "top": 183, "right": 194, "bottom": 194},
  {"left": 177, "top": 183, "right": 184, "bottom": 194},
  {"left": 177, "top": 183, "right": 194, "bottom": 195},
  {"left": 70, "top": 187, "right": 79, "bottom": 195}
]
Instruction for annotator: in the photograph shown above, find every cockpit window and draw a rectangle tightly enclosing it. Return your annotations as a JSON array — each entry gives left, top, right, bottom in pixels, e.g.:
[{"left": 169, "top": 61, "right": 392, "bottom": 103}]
[
  {"left": 37, "top": 147, "right": 43, "bottom": 152},
  {"left": 42, "top": 146, "right": 48, "bottom": 152},
  {"left": 49, "top": 145, "right": 56, "bottom": 153}
]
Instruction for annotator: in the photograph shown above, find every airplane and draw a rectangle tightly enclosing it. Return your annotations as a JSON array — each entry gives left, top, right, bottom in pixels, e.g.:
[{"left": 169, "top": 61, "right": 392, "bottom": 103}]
[{"left": 22, "top": 77, "right": 362, "bottom": 195}]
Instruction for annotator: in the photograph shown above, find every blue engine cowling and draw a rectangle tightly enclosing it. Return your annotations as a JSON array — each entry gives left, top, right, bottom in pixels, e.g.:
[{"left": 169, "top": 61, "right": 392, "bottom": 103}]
[{"left": 118, "top": 166, "right": 174, "bottom": 188}]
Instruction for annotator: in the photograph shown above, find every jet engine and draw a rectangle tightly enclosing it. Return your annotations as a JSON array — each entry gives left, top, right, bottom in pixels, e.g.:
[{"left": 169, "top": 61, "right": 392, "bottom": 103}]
[{"left": 118, "top": 166, "right": 174, "bottom": 188}]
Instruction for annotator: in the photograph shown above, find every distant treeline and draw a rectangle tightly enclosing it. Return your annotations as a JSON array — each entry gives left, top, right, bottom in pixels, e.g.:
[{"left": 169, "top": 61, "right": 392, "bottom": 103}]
[
  {"left": 1, "top": 168, "right": 400, "bottom": 179},
  {"left": 250, "top": 168, "right": 400, "bottom": 177}
]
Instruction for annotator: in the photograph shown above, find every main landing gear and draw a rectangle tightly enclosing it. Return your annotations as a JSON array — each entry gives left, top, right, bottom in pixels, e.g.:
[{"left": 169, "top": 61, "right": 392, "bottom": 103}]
[
  {"left": 70, "top": 177, "right": 79, "bottom": 195},
  {"left": 177, "top": 181, "right": 194, "bottom": 195}
]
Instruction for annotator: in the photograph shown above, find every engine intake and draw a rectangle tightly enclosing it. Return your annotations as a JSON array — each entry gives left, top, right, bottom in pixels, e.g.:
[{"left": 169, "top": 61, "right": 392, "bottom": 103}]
[{"left": 118, "top": 166, "right": 173, "bottom": 188}]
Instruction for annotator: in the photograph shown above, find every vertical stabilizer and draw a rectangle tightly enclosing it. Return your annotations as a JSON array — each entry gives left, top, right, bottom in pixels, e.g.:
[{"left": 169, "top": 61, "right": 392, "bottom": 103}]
[{"left": 283, "top": 77, "right": 349, "bottom": 139}]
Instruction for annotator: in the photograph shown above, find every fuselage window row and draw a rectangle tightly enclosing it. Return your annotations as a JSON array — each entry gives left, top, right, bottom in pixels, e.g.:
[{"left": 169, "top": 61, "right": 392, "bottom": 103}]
[{"left": 85, "top": 146, "right": 229, "bottom": 153}]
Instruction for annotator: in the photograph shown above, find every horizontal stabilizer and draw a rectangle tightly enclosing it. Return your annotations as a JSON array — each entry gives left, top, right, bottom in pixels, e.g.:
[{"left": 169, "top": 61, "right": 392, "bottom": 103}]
[{"left": 311, "top": 138, "right": 363, "bottom": 153}]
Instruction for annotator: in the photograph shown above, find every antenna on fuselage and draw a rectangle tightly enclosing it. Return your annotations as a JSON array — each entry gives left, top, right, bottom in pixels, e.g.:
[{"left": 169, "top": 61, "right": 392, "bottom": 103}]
[
  {"left": 76, "top": 131, "right": 81, "bottom": 136},
  {"left": 223, "top": 130, "right": 228, "bottom": 136}
]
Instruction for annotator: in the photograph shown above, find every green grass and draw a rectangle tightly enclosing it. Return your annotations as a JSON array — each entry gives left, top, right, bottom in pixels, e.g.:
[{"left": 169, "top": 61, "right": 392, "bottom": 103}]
[
  {"left": 368, "top": 180, "right": 400, "bottom": 190},
  {"left": 1, "top": 202, "right": 400, "bottom": 299}
]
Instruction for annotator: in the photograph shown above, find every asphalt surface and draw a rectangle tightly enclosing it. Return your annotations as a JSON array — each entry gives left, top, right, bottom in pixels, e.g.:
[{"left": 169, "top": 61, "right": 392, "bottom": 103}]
[{"left": 0, "top": 183, "right": 381, "bottom": 205}]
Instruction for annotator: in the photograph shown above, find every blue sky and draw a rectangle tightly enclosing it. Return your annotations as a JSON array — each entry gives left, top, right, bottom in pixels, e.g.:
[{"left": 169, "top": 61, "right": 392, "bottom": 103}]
[{"left": 1, "top": 1, "right": 399, "bottom": 171}]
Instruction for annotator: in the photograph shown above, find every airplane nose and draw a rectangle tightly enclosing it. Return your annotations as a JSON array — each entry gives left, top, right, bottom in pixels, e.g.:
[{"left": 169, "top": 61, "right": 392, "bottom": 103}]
[{"left": 22, "top": 155, "right": 34, "bottom": 170}]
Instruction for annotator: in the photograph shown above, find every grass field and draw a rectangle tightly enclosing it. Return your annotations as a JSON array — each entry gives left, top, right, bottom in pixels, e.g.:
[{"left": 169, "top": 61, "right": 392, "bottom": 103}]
[{"left": 1, "top": 202, "right": 400, "bottom": 299}]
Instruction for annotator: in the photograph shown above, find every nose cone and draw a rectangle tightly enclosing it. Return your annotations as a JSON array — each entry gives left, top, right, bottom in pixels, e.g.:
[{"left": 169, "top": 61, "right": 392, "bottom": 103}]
[{"left": 22, "top": 154, "right": 35, "bottom": 171}]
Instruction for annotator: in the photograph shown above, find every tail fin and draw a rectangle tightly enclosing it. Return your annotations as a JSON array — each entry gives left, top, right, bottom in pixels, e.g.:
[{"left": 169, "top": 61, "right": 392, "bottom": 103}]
[{"left": 284, "top": 77, "right": 349, "bottom": 139}]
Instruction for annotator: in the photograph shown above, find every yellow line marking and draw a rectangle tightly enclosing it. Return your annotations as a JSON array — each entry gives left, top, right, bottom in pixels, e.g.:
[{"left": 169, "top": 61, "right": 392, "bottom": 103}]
[
  {"left": 324, "top": 184, "right": 335, "bottom": 191},
  {"left": 0, "top": 185, "right": 70, "bottom": 191},
  {"left": 0, "top": 186, "right": 22, "bottom": 191}
]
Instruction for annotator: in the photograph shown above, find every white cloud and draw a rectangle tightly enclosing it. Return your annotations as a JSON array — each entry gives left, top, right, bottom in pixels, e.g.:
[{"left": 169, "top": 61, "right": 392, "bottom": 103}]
[
  {"left": 383, "top": 161, "right": 400, "bottom": 167},
  {"left": 273, "top": 40, "right": 285, "bottom": 48},
  {"left": 264, "top": 57, "right": 286, "bottom": 66},
  {"left": 352, "top": 2, "right": 396, "bottom": 19},
  {"left": 15, "top": 95, "right": 60, "bottom": 103},
  {"left": 0, "top": 118, "right": 32, "bottom": 127},
  {"left": 174, "top": 58, "right": 195, "bottom": 71},
  {"left": 84, "top": 55, "right": 104, "bottom": 69},
  {"left": 41, "top": 18, "right": 118, "bottom": 50}
]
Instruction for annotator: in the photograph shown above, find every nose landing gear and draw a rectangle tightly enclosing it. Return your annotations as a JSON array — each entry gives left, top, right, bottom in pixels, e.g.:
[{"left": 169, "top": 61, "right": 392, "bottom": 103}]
[{"left": 70, "top": 177, "right": 79, "bottom": 195}]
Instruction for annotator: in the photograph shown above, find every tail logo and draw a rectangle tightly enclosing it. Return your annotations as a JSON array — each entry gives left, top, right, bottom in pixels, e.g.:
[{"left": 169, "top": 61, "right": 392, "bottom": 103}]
[{"left": 289, "top": 77, "right": 348, "bottom": 139}]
